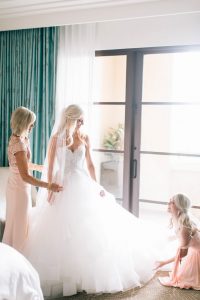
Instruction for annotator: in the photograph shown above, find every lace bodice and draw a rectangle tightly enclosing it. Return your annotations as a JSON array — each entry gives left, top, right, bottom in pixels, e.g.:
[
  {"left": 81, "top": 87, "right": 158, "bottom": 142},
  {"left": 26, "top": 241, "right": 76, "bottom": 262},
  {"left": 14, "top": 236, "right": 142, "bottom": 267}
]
[
  {"left": 64, "top": 144, "right": 86, "bottom": 173},
  {"left": 8, "top": 136, "right": 31, "bottom": 173}
]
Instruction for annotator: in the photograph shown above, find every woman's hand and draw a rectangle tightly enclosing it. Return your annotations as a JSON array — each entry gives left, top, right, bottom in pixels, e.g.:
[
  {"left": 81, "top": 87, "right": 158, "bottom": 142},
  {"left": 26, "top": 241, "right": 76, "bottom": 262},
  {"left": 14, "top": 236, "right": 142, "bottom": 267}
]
[
  {"left": 100, "top": 189, "right": 105, "bottom": 197},
  {"left": 48, "top": 183, "right": 63, "bottom": 193}
]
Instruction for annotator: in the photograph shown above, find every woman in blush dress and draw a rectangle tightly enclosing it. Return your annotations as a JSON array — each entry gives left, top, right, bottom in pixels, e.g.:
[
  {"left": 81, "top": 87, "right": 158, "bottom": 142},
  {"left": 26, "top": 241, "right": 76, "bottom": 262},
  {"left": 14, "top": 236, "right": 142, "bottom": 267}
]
[
  {"left": 24, "top": 104, "right": 167, "bottom": 298},
  {"left": 155, "top": 193, "right": 200, "bottom": 290},
  {"left": 2, "top": 106, "right": 62, "bottom": 252}
]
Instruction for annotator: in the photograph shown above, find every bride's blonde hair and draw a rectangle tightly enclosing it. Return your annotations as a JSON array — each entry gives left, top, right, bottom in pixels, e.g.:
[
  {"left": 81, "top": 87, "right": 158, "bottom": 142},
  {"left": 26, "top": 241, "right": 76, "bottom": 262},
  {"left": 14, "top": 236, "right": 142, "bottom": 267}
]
[
  {"left": 57, "top": 104, "right": 84, "bottom": 146},
  {"left": 171, "top": 193, "right": 197, "bottom": 232}
]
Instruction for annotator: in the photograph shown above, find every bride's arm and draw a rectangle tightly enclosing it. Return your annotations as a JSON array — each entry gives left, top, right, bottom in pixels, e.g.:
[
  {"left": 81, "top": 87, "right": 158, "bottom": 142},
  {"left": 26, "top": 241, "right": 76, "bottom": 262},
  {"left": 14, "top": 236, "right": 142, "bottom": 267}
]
[
  {"left": 47, "top": 136, "right": 57, "bottom": 183},
  {"left": 85, "top": 135, "right": 96, "bottom": 181},
  {"left": 47, "top": 136, "right": 58, "bottom": 204},
  {"left": 85, "top": 135, "right": 105, "bottom": 197}
]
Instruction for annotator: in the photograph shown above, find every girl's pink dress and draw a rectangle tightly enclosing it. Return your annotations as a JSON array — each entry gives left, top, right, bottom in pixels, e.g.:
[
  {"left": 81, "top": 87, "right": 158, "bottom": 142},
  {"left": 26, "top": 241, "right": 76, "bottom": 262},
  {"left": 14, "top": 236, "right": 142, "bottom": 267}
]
[
  {"left": 159, "top": 230, "right": 200, "bottom": 290},
  {"left": 2, "top": 135, "right": 31, "bottom": 252}
]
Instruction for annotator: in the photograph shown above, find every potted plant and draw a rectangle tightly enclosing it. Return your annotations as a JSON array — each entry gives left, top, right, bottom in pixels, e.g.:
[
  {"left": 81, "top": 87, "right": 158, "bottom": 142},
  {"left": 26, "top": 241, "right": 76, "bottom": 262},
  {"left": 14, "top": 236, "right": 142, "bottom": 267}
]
[
  {"left": 103, "top": 123, "right": 124, "bottom": 151},
  {"left": 103, "top": 123, "right": 124, "bottom": 166},
  {"left": 100, "top": 124, "right": 124, "bottom": 195}
]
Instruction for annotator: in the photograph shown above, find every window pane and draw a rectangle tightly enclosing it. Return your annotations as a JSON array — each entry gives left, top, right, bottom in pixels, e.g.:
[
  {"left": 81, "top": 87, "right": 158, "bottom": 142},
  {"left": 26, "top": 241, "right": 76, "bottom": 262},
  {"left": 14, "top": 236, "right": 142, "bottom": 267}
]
[
  {"left": 92, "top": 151, "right": 124, "bottom": 200},
  {"left": 91, "top": 105, "right": 125, "bottom": 151},
  {"left": 191, "top": 208, "right": 200, "bottom": 220},
  {"left": 141, "top": 104, "right": 200, "bottom": 154},
  {"left": 139, "top": 154, "right": 200, "bottom": 207},
  {"left": 142, "top": 52, "right": 200, "bottom": 102},
  {"left": 139, "top": 201, "right": 200, "bottom": 222},
  {"left": 93, "top": 55, "right": 127, "bottom": 102},
  {"left": 139, "top": 202, "right": 169, "bottom": 225}
]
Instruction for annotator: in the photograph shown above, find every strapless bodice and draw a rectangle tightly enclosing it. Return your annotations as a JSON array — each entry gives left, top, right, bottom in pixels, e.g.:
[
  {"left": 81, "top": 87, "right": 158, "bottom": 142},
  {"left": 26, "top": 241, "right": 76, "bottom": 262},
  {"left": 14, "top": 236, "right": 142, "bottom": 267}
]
[{"left": 64, "top": 144, "right": 86, "bottom": 173}]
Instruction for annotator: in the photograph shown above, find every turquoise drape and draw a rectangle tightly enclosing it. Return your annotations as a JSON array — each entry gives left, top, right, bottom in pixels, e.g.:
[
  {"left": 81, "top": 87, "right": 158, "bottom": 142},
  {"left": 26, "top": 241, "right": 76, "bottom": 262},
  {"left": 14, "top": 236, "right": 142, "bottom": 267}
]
[{"left": 0, "top": 27, "right": 59, "bottom": 167}]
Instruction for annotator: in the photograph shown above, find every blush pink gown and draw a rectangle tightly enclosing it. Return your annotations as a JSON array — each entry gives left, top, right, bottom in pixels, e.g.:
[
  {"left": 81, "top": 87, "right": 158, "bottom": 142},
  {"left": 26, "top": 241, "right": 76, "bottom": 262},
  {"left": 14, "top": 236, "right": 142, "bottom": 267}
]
[
  {"left": 159, "top": 230, "right": 200, "bottom": 289},
  {"left": 2, "top": 135, "right": 31, "bottom": 252}
]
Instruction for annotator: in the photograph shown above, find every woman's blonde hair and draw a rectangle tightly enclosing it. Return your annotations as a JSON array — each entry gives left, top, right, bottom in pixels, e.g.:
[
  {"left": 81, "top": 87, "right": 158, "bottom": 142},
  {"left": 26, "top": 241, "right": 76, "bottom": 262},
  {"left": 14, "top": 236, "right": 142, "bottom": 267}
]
[
  {"left": 57, "top": 104, "right": 84, "bottom": 146},
  {"left": 171, "top": 193, "right": 197, "bottom": 232},
  {"left": 11, "top": 106, "right": 36, "bottom": 136}
]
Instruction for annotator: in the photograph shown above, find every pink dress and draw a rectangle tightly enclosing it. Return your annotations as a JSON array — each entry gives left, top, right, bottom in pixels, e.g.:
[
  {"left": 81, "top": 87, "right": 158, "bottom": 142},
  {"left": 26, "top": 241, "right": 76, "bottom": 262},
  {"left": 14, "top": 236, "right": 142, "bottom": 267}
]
[
  {"left": 159, "top": 230, "right": 200, "bottom": 289},
  {"left": 2, "top": 135, "right": 32, "bottom": 252}
]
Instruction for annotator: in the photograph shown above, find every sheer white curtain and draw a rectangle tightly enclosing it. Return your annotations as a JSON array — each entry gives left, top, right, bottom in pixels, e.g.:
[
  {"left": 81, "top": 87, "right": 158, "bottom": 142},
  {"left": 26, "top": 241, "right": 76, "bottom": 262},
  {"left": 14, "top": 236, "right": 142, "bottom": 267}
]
[{"left": 55, "top": 23, "right": 96, "bottom": 134}]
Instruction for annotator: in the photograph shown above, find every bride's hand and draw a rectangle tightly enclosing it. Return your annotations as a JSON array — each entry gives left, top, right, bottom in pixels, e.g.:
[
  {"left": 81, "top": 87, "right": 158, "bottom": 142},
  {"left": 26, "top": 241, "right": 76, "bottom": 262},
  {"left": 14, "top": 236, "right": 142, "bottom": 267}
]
[
  {"left": 47, "top": 191, "right": 55, "bottom": 205},
  {"left": 100, "top": 189, "right": 105, "bottom": 197},
  {"left": 47, "top": 191, "right": 53, "bottom": 204},
  {"left": 47, "top": 183, "right": 63, "bottom": 205}
]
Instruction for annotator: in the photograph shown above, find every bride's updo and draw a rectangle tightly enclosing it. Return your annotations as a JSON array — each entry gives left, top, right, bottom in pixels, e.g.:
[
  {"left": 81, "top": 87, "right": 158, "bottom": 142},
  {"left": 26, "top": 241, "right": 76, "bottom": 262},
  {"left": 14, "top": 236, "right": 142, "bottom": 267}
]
[{"left": 57, "top": 104, "right": 84, "bottom": 146}]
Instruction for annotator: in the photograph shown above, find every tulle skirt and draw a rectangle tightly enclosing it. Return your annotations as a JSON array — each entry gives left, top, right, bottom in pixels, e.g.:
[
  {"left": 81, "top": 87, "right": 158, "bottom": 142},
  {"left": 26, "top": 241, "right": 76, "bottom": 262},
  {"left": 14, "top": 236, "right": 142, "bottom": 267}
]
[{"left": 24, "top": 169, "right": 168, "bottom": 297}]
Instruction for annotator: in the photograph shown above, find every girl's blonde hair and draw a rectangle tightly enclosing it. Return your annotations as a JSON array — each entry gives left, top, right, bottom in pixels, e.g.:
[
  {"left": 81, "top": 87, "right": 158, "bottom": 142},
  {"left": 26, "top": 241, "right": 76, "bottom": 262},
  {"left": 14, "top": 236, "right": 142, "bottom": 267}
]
[
  {"left": 11, "top": 106, "right": 36, "bottom": 136},
  {"left": 57, "top": 104, "right": 84, "bottom": 146},
  {"left": 171, "top": 193, "right": 197, "bottom": 232}
]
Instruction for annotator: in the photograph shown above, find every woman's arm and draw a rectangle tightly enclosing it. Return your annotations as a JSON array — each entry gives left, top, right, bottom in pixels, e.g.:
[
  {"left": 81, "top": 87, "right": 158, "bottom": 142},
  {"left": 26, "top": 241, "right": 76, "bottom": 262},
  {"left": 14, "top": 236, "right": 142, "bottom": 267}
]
[
  {"left": 179, "top": 227, "right": 190, "bottom": 259},
  {"left": 15, "top": 151, "right": 61, "bottom": 192},
  {"left": 28, "top": 162, "right": 43, "bottom": 172},
  {"left": 85, "top": 135, "right": 97, "bottom": 181},
  {"left": 154, "top": 256, "right": 176, "bottom": 270},
  {"left": 155, "top": 227, "right": 191, "bottom": 270},
  {"left": 15, "top": 151, "right": 47, "bottom": 188}
]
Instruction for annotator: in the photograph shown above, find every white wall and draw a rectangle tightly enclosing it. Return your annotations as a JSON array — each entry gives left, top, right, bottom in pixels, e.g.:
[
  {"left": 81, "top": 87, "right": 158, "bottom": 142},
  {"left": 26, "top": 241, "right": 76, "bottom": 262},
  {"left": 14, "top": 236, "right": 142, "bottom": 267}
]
[
  {"left": 1, "top": 0, "right": 200, "bottom": 50},
  {"left": 96, "top": 12, "right": 200, "bottom": 50}
]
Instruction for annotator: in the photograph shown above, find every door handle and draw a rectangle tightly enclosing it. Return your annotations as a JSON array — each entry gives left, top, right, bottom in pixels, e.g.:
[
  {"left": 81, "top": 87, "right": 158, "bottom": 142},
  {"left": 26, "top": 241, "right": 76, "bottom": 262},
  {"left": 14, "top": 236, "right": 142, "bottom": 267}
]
[{"left": 131, "top": 159, "right": 137, "bottom": 178}]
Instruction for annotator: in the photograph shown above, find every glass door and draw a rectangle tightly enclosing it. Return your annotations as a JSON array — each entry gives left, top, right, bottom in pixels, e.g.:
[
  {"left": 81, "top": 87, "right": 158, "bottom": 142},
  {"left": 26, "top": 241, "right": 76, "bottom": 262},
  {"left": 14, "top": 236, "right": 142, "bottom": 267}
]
[
  {"left": 136, "top": 51, "right": 200, "bottom": 224},
  {"left": 91, "top": 54, "right": 127, "bottom": 205}
]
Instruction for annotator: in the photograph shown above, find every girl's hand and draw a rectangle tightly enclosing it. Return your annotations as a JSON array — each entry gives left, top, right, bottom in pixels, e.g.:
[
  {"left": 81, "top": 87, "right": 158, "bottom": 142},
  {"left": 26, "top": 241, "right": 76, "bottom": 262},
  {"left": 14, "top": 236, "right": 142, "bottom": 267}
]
[{"left": 100, "top": 189, "right": 105, "bottom": 197}]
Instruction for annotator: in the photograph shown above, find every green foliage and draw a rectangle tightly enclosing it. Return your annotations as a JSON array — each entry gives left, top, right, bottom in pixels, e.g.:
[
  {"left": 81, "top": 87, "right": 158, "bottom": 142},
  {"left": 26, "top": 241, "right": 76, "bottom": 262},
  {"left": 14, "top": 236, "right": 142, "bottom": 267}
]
[{"left": 103, "top": 123, "right": 124, "bottom": 150}]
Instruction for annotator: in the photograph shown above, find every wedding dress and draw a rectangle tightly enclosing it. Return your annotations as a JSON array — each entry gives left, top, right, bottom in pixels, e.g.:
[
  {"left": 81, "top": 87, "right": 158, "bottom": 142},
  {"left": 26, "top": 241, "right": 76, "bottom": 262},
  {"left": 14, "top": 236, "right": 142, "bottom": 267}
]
[{"left": 24, "top": 143, "right": 167, "bottom": 297}]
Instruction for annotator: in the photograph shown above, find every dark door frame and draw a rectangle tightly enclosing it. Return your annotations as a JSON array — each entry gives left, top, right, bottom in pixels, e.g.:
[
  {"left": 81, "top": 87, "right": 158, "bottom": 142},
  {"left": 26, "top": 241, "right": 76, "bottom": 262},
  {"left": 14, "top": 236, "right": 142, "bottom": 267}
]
[{"left": 95, "top": 44, "right": 200, "bottom": 216}]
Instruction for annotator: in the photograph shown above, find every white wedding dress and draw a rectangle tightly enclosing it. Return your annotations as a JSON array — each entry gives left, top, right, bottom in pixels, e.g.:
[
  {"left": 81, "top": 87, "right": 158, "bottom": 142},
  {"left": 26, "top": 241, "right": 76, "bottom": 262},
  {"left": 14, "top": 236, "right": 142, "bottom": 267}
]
[{"left": 24, "top": 144, "right": 167, "bottom": 297}]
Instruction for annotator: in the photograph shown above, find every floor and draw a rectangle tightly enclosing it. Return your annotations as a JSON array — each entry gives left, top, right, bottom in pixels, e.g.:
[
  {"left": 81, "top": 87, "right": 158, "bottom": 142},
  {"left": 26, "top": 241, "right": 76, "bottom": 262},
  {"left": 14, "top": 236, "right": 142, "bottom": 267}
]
[{"left": 51, "top": 272, "right": 200, "bottom": 300}]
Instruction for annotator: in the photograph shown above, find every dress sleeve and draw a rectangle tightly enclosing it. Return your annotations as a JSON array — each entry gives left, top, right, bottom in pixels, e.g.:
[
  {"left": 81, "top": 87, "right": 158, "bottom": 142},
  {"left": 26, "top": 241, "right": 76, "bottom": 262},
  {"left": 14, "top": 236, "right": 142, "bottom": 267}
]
[{"left": 12, "top": 141, "right": 27, "bottom": 155}]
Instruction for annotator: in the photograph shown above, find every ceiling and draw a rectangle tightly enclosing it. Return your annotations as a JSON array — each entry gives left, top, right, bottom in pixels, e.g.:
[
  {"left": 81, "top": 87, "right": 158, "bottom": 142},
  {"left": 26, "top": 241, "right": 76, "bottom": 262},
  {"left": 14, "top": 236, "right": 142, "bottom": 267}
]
[
  {"left": 1, "top": 0, "right": 199, "bottom": 32},
  {"left": 0, "top": 0, "right": 160, "bottom": 18}
]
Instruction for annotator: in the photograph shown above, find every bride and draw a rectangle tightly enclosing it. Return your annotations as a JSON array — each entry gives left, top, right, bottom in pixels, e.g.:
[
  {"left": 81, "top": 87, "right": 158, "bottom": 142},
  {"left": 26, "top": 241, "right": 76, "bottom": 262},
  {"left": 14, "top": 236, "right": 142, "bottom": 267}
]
[{"left": 24, "top": 104, "right": 166, "bottom": 297}]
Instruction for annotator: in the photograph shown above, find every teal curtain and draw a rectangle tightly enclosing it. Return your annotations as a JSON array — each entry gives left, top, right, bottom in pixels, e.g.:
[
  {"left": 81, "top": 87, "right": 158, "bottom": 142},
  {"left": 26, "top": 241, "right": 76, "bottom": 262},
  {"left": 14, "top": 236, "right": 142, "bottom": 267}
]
[{"left": 0, "top": 27, "right": 59, "bottom": 167}]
